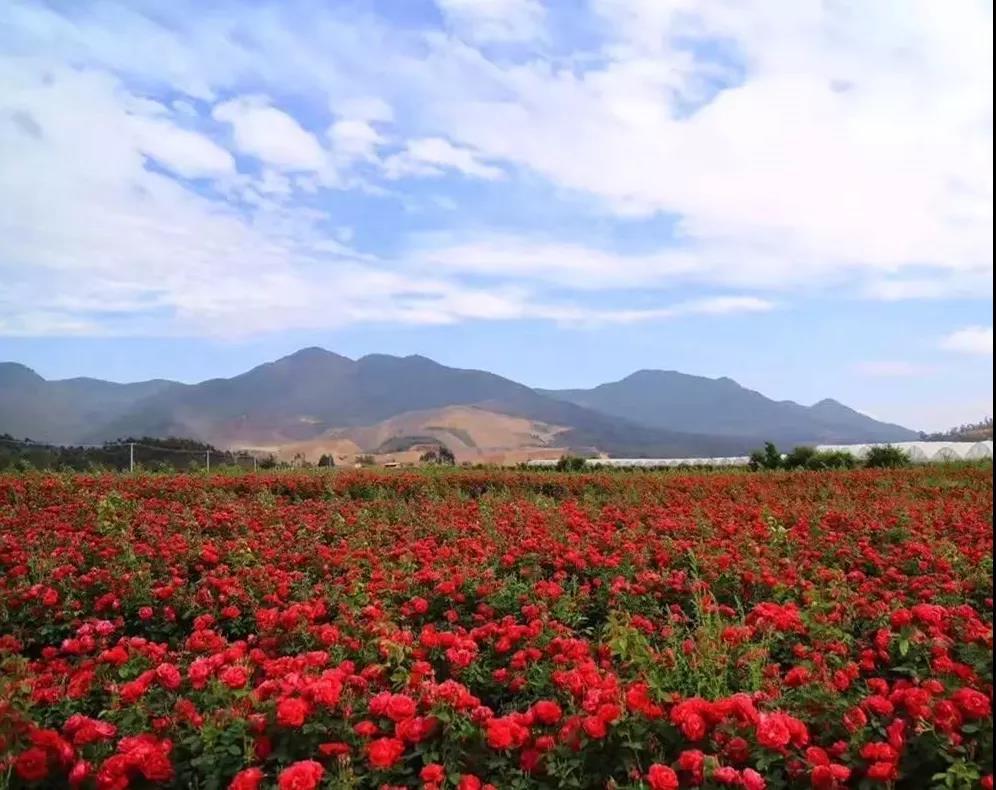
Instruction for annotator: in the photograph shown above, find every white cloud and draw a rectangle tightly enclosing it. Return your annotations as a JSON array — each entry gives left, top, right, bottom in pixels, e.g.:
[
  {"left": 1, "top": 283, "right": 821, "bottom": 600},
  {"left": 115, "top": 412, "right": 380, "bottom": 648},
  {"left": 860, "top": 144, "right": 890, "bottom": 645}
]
[
  {"left": 0, "top": 58, "right": 526, "bottom": 337},
  {"left": 1, "top": 0, "right": 990, "bottom": 345},
  {"left": 213, "top": 96, "right": 326, "bottom": 171},
  {"left": 413, "top": 0, "right": 993, "bottom": 294},
  {"left": 383, "top": 137, "right": 504, "bottom": 181},
  {"left": 328, "top": 119, "right": 384, "bottom": 162},
  {"left": 864, "top": 272, "right": 992, "bottom": 301},
  {"left": 130, "top": 116, "right": 235, "bottom": 179},
  {"left": 854, "top": 361, "right": 926, "bottom": 378},
  {"left": 532, "top": 295, "right": 775, "bottom": 327},
  {"left": 435, "top": 0, "right": 545, "bottom": 43},
  {"left": 335, "top": 96, "right": 394, "bottom": 123},
  {"left": 939, "top": 326, "right": 994, "bottom": 355}
]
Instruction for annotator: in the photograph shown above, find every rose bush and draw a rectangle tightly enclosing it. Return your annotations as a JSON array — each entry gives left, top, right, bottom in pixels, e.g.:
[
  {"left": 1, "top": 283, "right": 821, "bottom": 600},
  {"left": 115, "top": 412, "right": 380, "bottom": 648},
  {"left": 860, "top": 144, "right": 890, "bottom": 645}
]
[{"left": 0, "top": 467, "right": 992, "bottom": 787}]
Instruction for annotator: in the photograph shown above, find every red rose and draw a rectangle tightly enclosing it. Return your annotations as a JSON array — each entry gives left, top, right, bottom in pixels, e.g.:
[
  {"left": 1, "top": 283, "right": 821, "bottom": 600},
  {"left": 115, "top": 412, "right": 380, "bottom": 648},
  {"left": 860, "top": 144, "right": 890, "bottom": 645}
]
[
  {"left": 156, "top": 663, "right": 182, "bottom": 691},
  {"left": 646, "top": 764, "right": 679, "bottom": 790},
  {"left": 421, "top": 763, "right": 446, "bottom": 783},
  {"left": 220, "top": 666, "right": 249, "bottom": 690},
  {"left": 485, "top": 718, "right": 527, "bottom": 750},
  {"left": 68, "top": 759, "right": 91, "bottom": 787},
  {"left": 229, "top": 766, "right": 264, "bottom": 790},
  {"left": 596, "top": 703, "right": 621, "bottom": 723},
  {"left": 277, "top": 760, "right": 324, "bottom": 790},
  {"left": 385, "top": 694, "right": 417, "bottom": 722},
  {"left": 582, "top": 716, "right": 607, "bottom": 739},
  {"left": 532, "top": 700, "right": 562, "bottom": 725},
  {"left": 276, "top": 697, "right": 309, "bottom": 728},
  {"left": 318, "top": 741, "right": 351, "bottom": 756},
  {"left": 396, "top": 716, "right": 436, "bottom": 743},
  {"left": 843, "top": 706, "right": 867, "bottom": 733},
  {"left": 951, "top": 688, "right": 991, "bottom": 720},
  {"left": 354, "top": 720, "right": 379, "bottom": 737},
  {"left": 680, "top": 712, "right": 707, "bottom": 741},
  {"left": 15, "top": 747, "right": 50, "bottom": 782},
  {"left": 812, "top": 764, "right": 851, "bottom": 789},
  {"left": 756, "top": 714, "right": 791, "bottom": 750},
  {"left": 366, "top": 737, "right": 405, "bottom": 769},
  {"left": 677, "top": 749, "right": 705, "bottom": 782},
  {"left": 866, "top": 761, "right": 898, "bottom": 782},
  {"left": 742, "top": 768, "right": 766, "bottom": 790}
]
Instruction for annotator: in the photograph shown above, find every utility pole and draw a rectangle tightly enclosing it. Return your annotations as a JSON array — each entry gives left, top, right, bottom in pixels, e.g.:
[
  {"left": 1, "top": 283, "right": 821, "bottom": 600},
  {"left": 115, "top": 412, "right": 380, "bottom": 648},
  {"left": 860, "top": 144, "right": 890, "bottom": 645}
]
[
  {"left": 206, "top": 450, "right": 210, "bottom": 472},
  {"left": 129, "top": 442, "right": 135, "bottom": 473},
  {"left": 253, "top": 455, "right": 258, "bottom": 473}
]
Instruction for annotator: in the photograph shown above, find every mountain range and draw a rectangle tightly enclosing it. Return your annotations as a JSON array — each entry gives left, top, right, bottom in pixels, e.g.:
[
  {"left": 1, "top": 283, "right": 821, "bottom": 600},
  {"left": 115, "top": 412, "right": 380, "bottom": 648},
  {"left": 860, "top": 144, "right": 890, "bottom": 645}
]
[{"left": 0, "top": 348, "right": 917, "bottom": 462}]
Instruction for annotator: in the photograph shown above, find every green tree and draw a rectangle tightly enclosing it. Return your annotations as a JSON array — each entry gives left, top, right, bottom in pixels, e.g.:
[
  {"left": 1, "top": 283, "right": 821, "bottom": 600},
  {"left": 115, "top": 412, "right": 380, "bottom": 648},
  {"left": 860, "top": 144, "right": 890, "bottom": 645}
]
[
  {"left": 748, "top": 442, "right": 784, "bottom": 471},
  {"left": 555, "top": 455, "right": 587, "bottom": 472},
  {"left": 864, "top": 445, "right": 910, "bottom": 468}
]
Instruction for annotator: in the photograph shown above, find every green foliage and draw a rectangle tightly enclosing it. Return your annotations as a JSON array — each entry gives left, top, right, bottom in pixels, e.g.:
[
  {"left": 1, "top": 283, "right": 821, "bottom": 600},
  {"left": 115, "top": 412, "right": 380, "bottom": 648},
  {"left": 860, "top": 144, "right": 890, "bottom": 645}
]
[
  {"left": 419, "top": 445, "right": 456, "bottom": 465},
  {"left": 555, "top": 454, "right": 588, "bottom": 472},
  {"left": 752, "top": 442, "right": 862, "bottom": 471},
  {"left": 865, "top": 444, "right": 911, "bottom": 468},
  {"left": 748, "top": 441, "right": 784, "bottom": 470},
  {"left": 783, "top": 445, "right": 857, "bottom": 471}
]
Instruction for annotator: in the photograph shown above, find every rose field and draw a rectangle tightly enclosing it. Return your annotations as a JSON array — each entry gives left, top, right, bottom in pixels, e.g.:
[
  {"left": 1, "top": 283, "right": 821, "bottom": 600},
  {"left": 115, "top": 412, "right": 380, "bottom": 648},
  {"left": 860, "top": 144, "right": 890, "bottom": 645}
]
[{"left": 0, "top": 467, "right": 992, "bottom": 789}]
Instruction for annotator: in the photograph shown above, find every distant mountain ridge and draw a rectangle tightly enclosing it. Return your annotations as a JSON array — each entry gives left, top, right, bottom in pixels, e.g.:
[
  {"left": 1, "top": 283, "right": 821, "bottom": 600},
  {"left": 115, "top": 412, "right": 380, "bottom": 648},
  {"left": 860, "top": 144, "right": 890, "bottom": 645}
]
[
  {"left": 539, "top": 369, "right": 916, "bottom": 445},
  {"left": 0, "top": 349, "right": 918, "bottom": 457}
]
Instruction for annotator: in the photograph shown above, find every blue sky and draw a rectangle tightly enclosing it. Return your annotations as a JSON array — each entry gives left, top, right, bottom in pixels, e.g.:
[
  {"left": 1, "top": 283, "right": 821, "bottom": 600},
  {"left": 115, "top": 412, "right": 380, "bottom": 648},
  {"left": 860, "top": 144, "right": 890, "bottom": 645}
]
[{"left": 0, "top": 0, "right": 992, "bottom": 430}]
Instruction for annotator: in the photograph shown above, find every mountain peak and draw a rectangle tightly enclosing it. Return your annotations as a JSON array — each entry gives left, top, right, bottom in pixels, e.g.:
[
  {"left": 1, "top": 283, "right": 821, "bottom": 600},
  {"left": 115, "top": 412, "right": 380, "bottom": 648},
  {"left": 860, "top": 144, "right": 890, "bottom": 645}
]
[
  {"left": 810, "top": 398, "right": 852, "bottom": 412},
  {"left": 281, "top": 347, "right": 349, "bottom": 362},
  {"left": 0, "top": 362, "right": 45, "bottom": 386}
]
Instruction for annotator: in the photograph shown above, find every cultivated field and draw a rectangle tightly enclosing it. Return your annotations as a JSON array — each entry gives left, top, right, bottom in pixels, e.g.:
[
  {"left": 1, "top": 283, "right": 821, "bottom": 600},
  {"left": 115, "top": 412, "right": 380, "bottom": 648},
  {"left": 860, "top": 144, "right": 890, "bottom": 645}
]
[{"left": 0, "top": 468, "right": 992, "bottom": 788}]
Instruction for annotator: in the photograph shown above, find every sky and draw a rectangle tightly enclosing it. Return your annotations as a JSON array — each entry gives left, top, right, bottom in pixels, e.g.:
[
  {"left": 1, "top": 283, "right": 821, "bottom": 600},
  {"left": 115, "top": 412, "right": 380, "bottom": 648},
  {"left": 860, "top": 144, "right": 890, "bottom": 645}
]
[{"left": 0, "top": 0, "right": 992, "bottom": 431}]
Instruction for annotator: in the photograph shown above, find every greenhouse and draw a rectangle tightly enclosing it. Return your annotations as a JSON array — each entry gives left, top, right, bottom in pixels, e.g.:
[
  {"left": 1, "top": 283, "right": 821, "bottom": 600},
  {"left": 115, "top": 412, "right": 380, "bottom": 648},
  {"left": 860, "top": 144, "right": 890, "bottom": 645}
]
[{"left": 526, "top": 441, "right": 992, "bottom": 468}]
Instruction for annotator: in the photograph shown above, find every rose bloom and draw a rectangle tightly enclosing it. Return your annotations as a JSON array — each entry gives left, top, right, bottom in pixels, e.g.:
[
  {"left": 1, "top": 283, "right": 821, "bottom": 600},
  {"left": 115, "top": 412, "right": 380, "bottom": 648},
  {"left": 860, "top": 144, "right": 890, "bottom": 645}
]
[
  {"left": 220, "top": 666, "right": 250, "bottom": 690},
  {"left": 385, "top": 694, "right": 418, "bottom": 722},
  {"left": 741, "top": 768, "right": 766, "bottom": 790},
  {"left": 277, "top": 760, "right": 324, "bottom": 790},
  {"left": 485, "top": 718, "right": 524, "bottom": 750},
  {"left": 952, "top": 688, "right": 992, "bottom": 720},
  {"left": 68, "top": 759, "right": 91, "bottom": 787},
  {"left": 756, "top": 714, "right": 791, "bottom": 750},
  {"left": 229, "top": 766, "right": 265, "bottom": 790},
  {"left": 354, "top": 720, "right": 379, "bottom": 737},
  {"left": 15, "top": 747, "right": 50, "bottom": 782},
  {"left": 421, "top": 763, "right": 446, "bottom": 783},
  {"left": 678, "top": 749, "right": 705, "bottom": 781},
  {"left": 582, "top": 716, "right": 607, "bottom": 739},
  {"left": 156, "top": 663, "right": 183, "bottom": 691},
  {"left": 532, "top": 700, "right": 562, "bottom": 725},
  {"left": 276, "top": 697, "right": 310, "bottom": 728},
  {"left": 318, "top": 741, "right": 351, "bottom": 757},
  {"left": 646, "top": 764, "right": 679, "bottom": 790},
  {"left": 867, "top": 762, "right": 898, "bottom": 782},
  {"left": 812, "top": 764, "right": 851, "bottom": 789},
  {"left": 366, "top": 737, "right": 405, "bottom": 769}
]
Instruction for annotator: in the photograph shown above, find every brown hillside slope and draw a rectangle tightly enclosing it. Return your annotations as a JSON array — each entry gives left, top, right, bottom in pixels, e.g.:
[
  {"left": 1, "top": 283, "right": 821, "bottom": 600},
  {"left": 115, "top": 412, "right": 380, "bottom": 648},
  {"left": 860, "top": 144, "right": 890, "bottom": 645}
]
[{"left": 276, "top": 405, "right": 569, "bottom": 463}]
